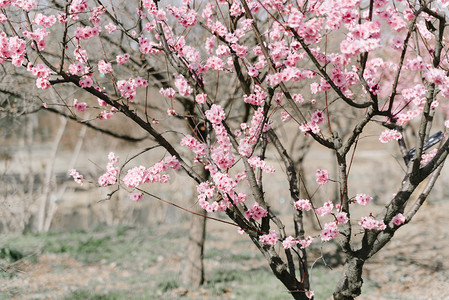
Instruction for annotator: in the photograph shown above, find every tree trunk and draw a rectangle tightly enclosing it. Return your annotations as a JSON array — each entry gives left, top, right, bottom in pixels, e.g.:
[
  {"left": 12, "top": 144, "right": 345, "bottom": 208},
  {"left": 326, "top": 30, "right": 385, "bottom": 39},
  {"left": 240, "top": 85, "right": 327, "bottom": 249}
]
[
  {"left": 181, "top": 201, "right": 206, "bottom": 287},
  {"left": 333, "top": 256, "right": 365, "bottom": 300}
]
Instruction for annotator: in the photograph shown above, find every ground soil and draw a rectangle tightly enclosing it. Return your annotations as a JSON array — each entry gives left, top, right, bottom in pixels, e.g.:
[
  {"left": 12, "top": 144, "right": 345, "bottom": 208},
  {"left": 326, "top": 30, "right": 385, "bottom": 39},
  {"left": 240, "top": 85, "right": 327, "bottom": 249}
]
[{"left": 1, "top": 199, "right": 449, "bottom": 299}]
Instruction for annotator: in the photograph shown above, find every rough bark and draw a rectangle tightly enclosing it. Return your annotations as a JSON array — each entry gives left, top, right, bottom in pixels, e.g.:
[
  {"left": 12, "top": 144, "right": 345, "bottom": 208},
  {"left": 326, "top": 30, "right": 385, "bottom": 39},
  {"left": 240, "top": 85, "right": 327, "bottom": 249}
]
[{"left": 333, "top": 256, "right": 365, "bottom": 300}]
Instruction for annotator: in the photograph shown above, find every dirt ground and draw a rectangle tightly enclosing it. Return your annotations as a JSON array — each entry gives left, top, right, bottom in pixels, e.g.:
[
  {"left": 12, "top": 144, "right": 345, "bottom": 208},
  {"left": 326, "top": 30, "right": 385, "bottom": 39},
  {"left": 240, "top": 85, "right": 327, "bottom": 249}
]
[{"left": 1, "top": 199, "right": 449, "bottom": 300}]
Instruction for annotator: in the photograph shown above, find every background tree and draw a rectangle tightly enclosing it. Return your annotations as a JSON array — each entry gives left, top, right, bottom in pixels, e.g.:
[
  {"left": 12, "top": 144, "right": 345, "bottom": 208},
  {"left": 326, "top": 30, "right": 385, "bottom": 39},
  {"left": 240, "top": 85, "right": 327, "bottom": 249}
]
[{"left": 1, "top": 0, "right": 449, "bottom": 299}]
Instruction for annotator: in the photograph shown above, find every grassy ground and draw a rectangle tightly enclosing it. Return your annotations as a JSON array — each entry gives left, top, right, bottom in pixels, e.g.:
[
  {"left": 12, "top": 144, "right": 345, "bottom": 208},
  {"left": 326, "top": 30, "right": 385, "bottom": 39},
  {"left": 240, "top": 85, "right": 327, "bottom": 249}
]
[
  {"left": 1, "top": 200, "right": 449, "bottom": 300},
  {"left": 1, "top": 223, "right": 342, "bottom": 299}
]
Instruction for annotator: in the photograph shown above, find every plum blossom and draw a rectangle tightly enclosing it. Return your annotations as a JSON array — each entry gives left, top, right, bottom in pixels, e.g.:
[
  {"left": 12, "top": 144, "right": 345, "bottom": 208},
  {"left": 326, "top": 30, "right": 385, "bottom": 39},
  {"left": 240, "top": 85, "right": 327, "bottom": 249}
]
[
  {"left": 68, "top": 169, "right": 83, "bottom": 184},
  {"left": 245, "top": 202, "right": 268, "bottom": 220},
  {"left": 336, "top": 211, "right": 349, "bottom": 224},
  {"left": 98, "top": 152, "right": 120, "bottom": 186},
  {"left": 359, "top": 216, "right": 386, "bottom": 230},
  {"left": 379, "top": 129, "right": 402, "bottom": 143},
  {"left": 316, "top": 169, "right": 329, "bottom": 185},
  {"left": 421, "top": 149, "right": 438, "bottom": 165},
  {"left": 73, "top": 99, "right": 87, "bottom": 112},
  {"left": 129, "top": 192, "right": 143, "bottom": 201},
  {"left": 259, "top": 230, "right": 278, "bottom": 246},
  {"left": 205, "top": 104, "right": 226, "bottom": 124},
  {"left": 97, "top": 60, "right": 113, "bottom": 74},
  {"left": 355, "top": 193, "right": 372, "bottom": 206},
  {"left": 282, "top": 236, "right": 299, "bottom": 249},
  {"left": 294, "top": 199, "right": 312, "bottom": 211},
  {"left": 392, "top": 213, "right": 406, "bottom": 226},
  {"left": 320, "top": 222, "right": 339, "bottom": 241},
  {"left": 315, "top": 200, "right": 334, "bottom": 216}
]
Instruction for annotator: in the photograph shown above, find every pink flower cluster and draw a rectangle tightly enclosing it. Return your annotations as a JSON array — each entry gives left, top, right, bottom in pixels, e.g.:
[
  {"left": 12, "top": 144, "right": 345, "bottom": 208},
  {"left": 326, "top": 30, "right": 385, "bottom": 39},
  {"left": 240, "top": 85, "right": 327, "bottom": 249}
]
[
  {"left": 174, "top": 74, "right": 193, "bottom": 96},
  {"left": 320, "top": 222, "right": 339, "bottom": 241},
  {"left": 73, "top": 99, "right": 87, "bottom": 112},
  {"left": 243, "top": 85, "right": 267, "bottom": 106},
  {"left": 294, "top": 199, "right": 312, "bottom": 211},
  {"left": 98, "top": 152, "right": 120, "bottom": 186},
  {"left": 129, "top": 192, "right": 143, "bottom": 202},
  {"left": 68, "top": 169, "right": 83, "bottom": 184},
  {"left": 336, "top": 212, "right": 349, "bottom": 224},
  {"left": 74, "top": 26, "right": 100, "bottom": 41},
  {"left": 282, "top": 235, "right": 313, "bottom": 249},
  {"left": 379, "top": 129, "right": 402, "bottom": 143},
  {"left": 238, "top": 107, "right": 267, "bottom": 157},
  {"left": 166, "top": 5, "right": 198, "bottom": 28},
  {"left": 259, "top": 230, "right": 278, "bottom": 246},
  {"left": 316, "top": 200, "right": 334, "bottom": 217},
  {"left": 97, "top": 60, "right": 113, "bottom": 74},
  {"left": 33, "top": 13, "right": 56, "bottom": 28},
  {"left": 392, "top": 213, "right": 405, "bottom": 226},
  {"left": 359, "top": 216, "right": 386, "bottom": 230},
  {"left": 421, "top": 149, "right": 438, "bottom": 165},
  {"left": 245, "top": 202, "right": 268, "bottom": 220},
  {"left": 181, "top": 135, "right": 206, "bottom": 157},
  {"left": 248, "top": 156, "right": 275, "bottom": 174},
  {"left": 69, "top": 62, "right": 86, "bottom": 75},
  {"left": 117, "top": 77, "right": 148, "bottom": 101},
  {"left": 212, "top": 171, "right": 237, "bottom": 194},
  {"left": 0, "top": 34, "right": 26, "bottom": 67},
  {"left": 355, "top": 193, "right": 372, "bottom": 206},
  {"left": 196, "top": 180, "right": 232, "bottom": 213},
  {"left": 315, "top": 168, "right": 329, "bottom": 185},
  {"left": 69, "top": 0, "right": 88, "bottom": 18},
  {"left": 340, "top": 21, "right": 381, "bottom": 56},
  {"left": 205, "top": 104, "right": 226, "bottom": 124},
  {"left": 116, "top": 53, "right": 130, "bottom": 65},
  {"left": 122, "top": 156, "right": 180, "bottom": 188}
]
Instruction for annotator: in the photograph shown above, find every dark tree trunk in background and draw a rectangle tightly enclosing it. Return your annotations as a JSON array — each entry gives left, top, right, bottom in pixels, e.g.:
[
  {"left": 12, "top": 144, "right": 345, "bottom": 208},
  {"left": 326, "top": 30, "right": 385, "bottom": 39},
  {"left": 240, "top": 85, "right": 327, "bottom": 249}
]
[
  {"left": 181, "top": 203, "right": 206, "bottom": 287},
  {"left": 181, "top": 167, "right": 207, "bottom": 287}
]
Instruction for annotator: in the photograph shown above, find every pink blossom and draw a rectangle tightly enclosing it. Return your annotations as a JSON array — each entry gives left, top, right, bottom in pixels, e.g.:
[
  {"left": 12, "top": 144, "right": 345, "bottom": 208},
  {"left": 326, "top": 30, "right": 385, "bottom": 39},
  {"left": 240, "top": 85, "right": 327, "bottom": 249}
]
[
  {"left": 97, "top": 60, "right": 113, "bottom": 74},
  {"left": 205, "top": 104, "right": 226, "bottom": 124},
  {"left": 105, "top": 23, "right": 117, "bottom": 33},
  {"left": 299, "top": 236, "right": 313, "bottom": 249},
  {"left": 305, "top": 290, "right": 314, "bottom": 299},
  {"left": 98, "top": 153, "right": 120, "bottom": 187},
  {"left": 79, "top": 76, "right": 93, "bottom": 88},
  {"left": 355, "top": 193, "right": 372, "bottom": 206},
  {"left": 129, "top": 192, "right": 143, "bottom": 201},
  {"left": 311, "top": 109, "right": 324, "bottom": 124},
  {"left": 73, "top": 98, "right": 87, "bottom": 112},
  {"left": 245, "top": 202, "right": 268, "bottom": 220},
  {"left": 316, "top": 169, "right": 329, "bottom": 185},
  {"left": 282, "top": 236, "right": 299, "bottom": 249},
  {"left": 316, "top": 200, "right": 334, "bottom": 216},
  {"left": 320, "top": 222, "right": 339, "bottom": 241},
  {"left": 359, "top": 216, "right": 386, "bottom": 230},
  {"left": 421, "top": 149, "right": 438, "bottom": 165},
  {"left": 379, "top": 129, "right": 402, "bottom": 143},
  {"left": 116, "top": 53, "right": 130, "bottom": 65},
  {"left": 392, "top": 213, "right": 406, "bottom": 226},
  {"left": 99, "top": 110, "right": 114, "bottom": 120},
  {"left": 36, "top": 78, "right": 50, "bottom": 89},
  {"left": 174, "top": 74, "right": 193, "bottom": 96},
  {"left": 294, "top": 199, "right": 312, "bottom": 211},
  {"left": 259, "top": 230, "right": 278, "bottom": 246},
  {"left": 195, "top": 93, "right": 207, "bottom": 104},
  {"left": 68, "top": 169, "right": 83, "bottom": 184},
  {"left": 336, "top": 211, "right": 349, "bottom": 224}
]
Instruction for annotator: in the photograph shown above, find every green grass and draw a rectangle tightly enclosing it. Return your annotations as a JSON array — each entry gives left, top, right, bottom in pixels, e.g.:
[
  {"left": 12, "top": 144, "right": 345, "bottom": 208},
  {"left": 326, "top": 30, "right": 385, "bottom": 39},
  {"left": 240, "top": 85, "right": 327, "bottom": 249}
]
[{"left": 1, "top": 225, "right": 347, "bottom": 299}]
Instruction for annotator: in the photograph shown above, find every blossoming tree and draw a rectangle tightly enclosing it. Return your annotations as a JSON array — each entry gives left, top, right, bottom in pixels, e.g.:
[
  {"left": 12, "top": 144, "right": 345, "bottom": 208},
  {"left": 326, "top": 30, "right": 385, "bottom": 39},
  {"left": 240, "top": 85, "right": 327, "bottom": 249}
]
[{"left": 1, "top": 0, "right": 449, "bottom": 298}]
